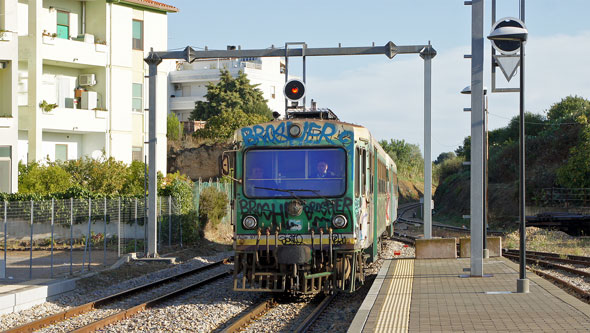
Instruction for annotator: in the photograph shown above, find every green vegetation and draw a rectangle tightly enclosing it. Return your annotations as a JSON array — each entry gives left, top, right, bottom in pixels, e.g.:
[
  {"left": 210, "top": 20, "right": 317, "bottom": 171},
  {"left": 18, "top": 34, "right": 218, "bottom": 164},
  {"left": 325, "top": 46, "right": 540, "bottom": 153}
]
[
  {"left": 167, "top": 112, "right": 183, "bottom": 140},
  {"left": 198, "top": 186, "right": 229, "bottom": 227},
  {"left": 190, "top": 69, "right": 272, "bottom": 140},
  {"left": 435, "top": 95, "right": 590, "bottom": 229},
  {"left": 379, "top": 139, "right": 424, "bottom": 182}
]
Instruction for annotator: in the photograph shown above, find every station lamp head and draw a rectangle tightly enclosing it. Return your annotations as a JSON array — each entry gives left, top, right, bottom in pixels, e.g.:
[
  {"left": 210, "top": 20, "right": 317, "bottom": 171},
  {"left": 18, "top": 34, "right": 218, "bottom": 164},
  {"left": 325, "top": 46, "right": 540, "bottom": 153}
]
[{"left": 284, "top": 79, "right": 306, "bottom": 101}]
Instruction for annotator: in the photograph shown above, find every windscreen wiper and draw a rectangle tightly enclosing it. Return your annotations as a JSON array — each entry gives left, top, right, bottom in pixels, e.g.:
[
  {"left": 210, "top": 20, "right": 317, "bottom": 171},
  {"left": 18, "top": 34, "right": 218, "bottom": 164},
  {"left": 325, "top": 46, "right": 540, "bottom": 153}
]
[
  {"left": 254, "top": 186, "right": 306, "bottom": 202},
  {"left": 289, "top": 189, "right": 335, "bottom": 205}
]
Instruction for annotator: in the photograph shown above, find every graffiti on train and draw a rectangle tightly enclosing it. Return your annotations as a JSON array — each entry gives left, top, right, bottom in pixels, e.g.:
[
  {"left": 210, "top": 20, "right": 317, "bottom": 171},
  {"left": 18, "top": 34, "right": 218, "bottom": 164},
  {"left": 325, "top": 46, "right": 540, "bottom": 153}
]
[
  {"left": 241, "top": 122, "right": 353, "bottom": 147},
  {"left": 238, "top": 197, "right": 353, "bottom": 229}
]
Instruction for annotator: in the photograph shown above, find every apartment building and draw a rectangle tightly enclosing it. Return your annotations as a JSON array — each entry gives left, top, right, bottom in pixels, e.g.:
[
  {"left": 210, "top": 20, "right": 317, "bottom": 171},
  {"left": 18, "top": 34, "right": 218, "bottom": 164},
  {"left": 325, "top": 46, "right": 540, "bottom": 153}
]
[
  {"left": 0, "top": 0, "right": 19, "bottom": 192},
  {"left": 169, "top": 57, "right": 286, "bottom": 123},
  {"left": 10, "top": 0, "right": 177, "bottom": 188}
]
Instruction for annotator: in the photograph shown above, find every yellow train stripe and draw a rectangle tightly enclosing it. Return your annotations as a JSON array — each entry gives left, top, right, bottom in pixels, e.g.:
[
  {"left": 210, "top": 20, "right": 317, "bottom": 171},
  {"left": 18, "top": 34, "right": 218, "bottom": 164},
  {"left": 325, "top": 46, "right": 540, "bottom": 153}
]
[
  {"left": 235, "top": 237, "right": 356, "bottom": 246},
  {"left": 375, "top": 259, "right": 414, "bottom": 333}
]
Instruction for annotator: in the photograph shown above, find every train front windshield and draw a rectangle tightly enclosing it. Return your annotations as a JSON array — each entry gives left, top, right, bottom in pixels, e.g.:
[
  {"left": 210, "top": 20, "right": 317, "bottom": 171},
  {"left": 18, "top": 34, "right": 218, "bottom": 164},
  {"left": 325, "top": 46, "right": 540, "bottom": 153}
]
[{"left": 244, "top": 148, "right": 346, "bottom": 198}]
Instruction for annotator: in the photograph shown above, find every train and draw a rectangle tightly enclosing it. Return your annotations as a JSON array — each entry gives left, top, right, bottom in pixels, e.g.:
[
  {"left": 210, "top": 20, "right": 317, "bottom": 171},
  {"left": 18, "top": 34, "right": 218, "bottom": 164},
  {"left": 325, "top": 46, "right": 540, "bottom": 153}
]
[{"left": 221, "top": 108, "right": 398, "bottom": 294}]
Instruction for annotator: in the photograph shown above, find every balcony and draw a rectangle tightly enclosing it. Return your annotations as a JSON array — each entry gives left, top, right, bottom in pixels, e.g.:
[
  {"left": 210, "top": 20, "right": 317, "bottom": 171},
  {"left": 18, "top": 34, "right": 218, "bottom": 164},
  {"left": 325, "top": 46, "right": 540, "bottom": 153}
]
[
  {"left": 38, "top": 107, "right": 107, "bottom": 133},
  {"left": 170, "top": 96, "right": 205, "bottom": 112},
  {"left": 41, "top": 36, "right": 107, "bottom": 68}
]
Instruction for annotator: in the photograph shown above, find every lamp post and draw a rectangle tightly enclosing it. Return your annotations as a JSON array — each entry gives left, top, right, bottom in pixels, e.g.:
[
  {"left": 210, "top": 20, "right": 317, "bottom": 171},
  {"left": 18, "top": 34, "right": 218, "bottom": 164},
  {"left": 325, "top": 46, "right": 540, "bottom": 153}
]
[
  {"left": 488, "top": 25, "right": 529, "bottom": 293},
  {"left": 461, "top": 86, "right": 489, "bottom": 259}
]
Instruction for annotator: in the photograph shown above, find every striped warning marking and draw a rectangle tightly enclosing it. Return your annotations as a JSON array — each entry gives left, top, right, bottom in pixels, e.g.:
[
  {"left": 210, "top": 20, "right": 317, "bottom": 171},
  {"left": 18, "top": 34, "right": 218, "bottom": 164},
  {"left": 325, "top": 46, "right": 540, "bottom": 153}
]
[{"left": 374, "top": 259, "right": 414, "bottom": 333}]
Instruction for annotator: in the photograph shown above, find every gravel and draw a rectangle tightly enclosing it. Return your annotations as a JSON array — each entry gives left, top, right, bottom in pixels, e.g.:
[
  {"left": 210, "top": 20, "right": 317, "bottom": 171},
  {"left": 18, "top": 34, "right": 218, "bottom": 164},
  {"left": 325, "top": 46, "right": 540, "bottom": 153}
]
[{"left": 0, "top": 251, "right": 231, "bottom": 331}]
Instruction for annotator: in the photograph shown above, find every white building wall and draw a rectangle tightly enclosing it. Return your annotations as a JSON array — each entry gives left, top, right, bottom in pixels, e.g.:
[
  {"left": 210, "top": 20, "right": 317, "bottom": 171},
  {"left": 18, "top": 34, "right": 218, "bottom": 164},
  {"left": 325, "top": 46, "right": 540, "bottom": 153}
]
[
  {"left": 0, "top": 0, "right": 20, "bottom": 193},
  {"left": 169, "top": 57, "right": 285, "bottom": 122}
]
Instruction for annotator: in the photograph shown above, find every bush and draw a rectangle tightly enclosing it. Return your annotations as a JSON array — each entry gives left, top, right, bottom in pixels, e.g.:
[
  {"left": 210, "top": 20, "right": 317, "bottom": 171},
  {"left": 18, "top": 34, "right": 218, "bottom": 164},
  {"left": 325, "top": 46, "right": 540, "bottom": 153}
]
[
  {"left": 167, "top": 113, "right": 183, "bottom": 140},
  {"left": 198, "top": 186, "right": 228, "bottom": 227},
  {"left": 18, "top": 162, "right": 72, "bottom": 195}
]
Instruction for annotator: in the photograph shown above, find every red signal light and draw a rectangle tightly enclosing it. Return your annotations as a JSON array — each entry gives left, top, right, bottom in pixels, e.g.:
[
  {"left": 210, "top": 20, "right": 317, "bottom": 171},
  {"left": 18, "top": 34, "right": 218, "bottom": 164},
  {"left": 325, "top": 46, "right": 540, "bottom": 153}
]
[{"left": 284, "top": 80, "right": 305, "bottom": 101}]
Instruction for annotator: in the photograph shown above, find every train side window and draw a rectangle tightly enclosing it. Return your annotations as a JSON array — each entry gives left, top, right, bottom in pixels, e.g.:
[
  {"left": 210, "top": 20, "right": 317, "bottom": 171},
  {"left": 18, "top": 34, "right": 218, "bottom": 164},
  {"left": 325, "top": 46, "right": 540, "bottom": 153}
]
[
  {"left": 361, "top": 149, "right": 366, "bottom": 196},
  {"left": 369, "top": 151, "right": 373, "bottom": 195},
  {"left": 355, "top": 148, "right": 360, "bottom": 197}
]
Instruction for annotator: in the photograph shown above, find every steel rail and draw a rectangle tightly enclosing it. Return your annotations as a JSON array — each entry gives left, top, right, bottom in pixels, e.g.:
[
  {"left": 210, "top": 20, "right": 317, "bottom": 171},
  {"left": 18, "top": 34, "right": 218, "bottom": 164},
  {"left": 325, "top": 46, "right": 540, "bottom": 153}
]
[
  {"left": 504, "top": 249, "right": 590, "bottom": 265},
  {"left": 294, "top": 293, "right": 337, "bottom": 333},
  {"left": 72, "top": 271, "right": 231, "bottom": 332},
  {"left": 220, "top": 298, "right": 277, "bottom": 333},
  {"left": 503, "top": 252, "right": 590, "bottom": 278},
  {"left": 3, "top": 259, "right": 229, "bottom": 333},
  {"left": 528, "top": 267, "right": 590, "bottom": 299}
]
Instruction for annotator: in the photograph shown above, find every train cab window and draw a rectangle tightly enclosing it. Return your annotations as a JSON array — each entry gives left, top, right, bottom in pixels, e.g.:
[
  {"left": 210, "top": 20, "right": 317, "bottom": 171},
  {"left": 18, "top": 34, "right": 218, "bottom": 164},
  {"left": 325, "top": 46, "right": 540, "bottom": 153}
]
[{"left": 244, "top": 148, "right": 346, "bottom": 198}]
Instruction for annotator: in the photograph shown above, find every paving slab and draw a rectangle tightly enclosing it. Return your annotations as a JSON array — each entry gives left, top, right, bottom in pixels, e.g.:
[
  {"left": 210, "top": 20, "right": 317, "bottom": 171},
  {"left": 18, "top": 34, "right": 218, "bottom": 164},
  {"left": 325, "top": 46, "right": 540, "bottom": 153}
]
[{"left": 350, "top": 257, "right": 590, "bottom": 332}]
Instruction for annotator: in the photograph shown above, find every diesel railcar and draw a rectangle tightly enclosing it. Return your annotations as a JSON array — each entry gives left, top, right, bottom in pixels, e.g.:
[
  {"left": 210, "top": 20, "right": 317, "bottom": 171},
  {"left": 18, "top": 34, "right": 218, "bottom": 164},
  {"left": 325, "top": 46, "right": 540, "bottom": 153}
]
[{"left": 221, "top": 109, "right": 398, "bottom": 294}]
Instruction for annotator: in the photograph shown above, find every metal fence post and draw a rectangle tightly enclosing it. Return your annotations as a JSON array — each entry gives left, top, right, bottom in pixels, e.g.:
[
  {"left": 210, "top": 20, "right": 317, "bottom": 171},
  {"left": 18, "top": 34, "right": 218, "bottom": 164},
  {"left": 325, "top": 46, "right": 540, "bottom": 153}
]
[
  {"left": 168, "top": 196, "right": 171, "bottom": 247},
  {"left": 70, "top": 198, "right": 73, "bottom": 275},
  {"left": 118, "top": 198, "right": 121, "bottom": 257},
  {"left": 158, "top": 196, "right": 162, "bottom": 252},
  {"left": 178, "top": 197, "right": 182, "bottom": 248},
  {"left": 51, "top": 198, "right": 54, "bottom": 278},
  {"left": 3, "top": 201, "right": 7, "bottom": 279},
  {"left": 103, "top": 197, "right": 107, "bottom": 267},
  {"left": 134, "top": 198, "right": 138, "bottom": 253},
  {"left": 29, "top": 200, "right": 33, "bottom": 280}
]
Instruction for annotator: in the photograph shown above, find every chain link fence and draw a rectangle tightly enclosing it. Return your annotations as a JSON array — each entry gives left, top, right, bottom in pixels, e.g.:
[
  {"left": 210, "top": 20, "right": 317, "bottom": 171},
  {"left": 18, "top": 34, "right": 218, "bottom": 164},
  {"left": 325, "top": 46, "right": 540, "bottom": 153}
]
[{"left": 0, "top": 180, "right": 232, "bottom": 283}]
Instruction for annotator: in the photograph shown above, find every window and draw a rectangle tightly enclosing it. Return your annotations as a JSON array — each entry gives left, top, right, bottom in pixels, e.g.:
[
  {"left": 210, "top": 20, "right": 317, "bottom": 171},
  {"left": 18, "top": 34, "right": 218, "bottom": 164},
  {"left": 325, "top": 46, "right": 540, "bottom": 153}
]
[
  {"left": 244, "top": 148, "right": 346, "bottom": 198},
  {"left": 55, "top": 144, "right": 67, "bottom": 161},
  {"left": 354, "top": 148, "right": 360, "bottom": 197},
  {"left": 0, "top": 147, "right": 11, "bottom": 193},
  {"left": 57, "top": 11, "right": 69, "bottom": 39},
  {"left": 132, "top": 146, "right": 143, "bottom": 161},
  {"left": 132, "top": 83, "right": 142, "bottom": 112},
  {"left": 132, "top": 20, "right": 143, "bottom": 50}
]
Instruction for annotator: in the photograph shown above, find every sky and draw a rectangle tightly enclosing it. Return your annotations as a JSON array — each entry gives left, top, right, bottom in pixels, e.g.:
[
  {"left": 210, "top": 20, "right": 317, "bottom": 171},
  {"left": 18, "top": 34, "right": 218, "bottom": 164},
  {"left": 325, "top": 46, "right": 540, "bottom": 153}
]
[{"left": 162, "top": 0, "right": 590, "bottom": 159}]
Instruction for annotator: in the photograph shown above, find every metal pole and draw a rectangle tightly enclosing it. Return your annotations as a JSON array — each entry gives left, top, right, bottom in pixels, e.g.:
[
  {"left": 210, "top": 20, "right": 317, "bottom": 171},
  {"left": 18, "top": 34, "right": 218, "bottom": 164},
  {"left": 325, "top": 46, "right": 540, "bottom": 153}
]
[
  {"left": 483, "top": 95, "right": 489, "bottom": 258},
  {"left": 4, "top": 201, "right": 7, "bottom": 279},
  {"left": 88, "top": 198, "right": 92, "bottom": 270},
  {"left": 51, "top": 198, "right": 54, "bottom": 278},
  {"left": 117, "top": 198, "right": 121, "bottom": 257},
  {"left": 103, "top": 197, "right": 107, "bottom": 267},
  {"left": 146, "top": 49, "right": 161, "bottom": 258},
  {"left": 29, "top": 200, "right": 33, "bottom": 280},
  {"left": 134, "top": 198, "right": 138, "bottom": 253},
  {"left": 470, "top": 0, "right": 484, "bottom": 277},
  {"left": 421, "top": 43, "right": 435, "bottom": 240},
  {"left": 70, "top": 198, "right": 73, "bottom": 275},
  {"left": 517, "top": 40, "right": 529, "bottom": 293},
  {"left": 168, "top": 196, "right": 171, "bottom": 247},
  {"left": 158, "top": 196, "right": 162, "bottom": 251}
]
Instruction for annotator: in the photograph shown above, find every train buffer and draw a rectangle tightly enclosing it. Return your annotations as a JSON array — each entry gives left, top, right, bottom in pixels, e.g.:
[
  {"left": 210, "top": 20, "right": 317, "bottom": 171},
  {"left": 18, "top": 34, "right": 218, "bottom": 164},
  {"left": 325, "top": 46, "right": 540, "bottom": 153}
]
[{"left": 348, "top": 257, "right": 590, "bottom": 332}]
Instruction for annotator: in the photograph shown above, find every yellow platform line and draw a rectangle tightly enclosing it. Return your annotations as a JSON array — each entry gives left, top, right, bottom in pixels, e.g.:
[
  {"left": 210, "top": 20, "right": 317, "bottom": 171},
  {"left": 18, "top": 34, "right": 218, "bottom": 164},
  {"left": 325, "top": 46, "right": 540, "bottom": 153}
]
[{"left": 375, "top": 259, "right": 414, "bottom": 333}]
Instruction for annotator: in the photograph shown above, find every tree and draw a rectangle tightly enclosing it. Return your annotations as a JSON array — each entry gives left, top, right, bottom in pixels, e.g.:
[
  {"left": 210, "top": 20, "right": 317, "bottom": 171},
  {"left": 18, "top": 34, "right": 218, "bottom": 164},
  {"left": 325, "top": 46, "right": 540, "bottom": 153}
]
[
  {"left": 195, "top": 110, "right": 268, "bottom": 140},
  {"left": 379, "top": 139, "right": 424, "bottom": 179},
  {"left": 167, "top": 113, "right": 183, "bottom": 140},
  {"left": 546, "top": 95, "right": 590, "bottom": 123},
  {"left": 434, "top": 152, "right": 456, "bottom": 165},
  {"left": 190, "top": 69, "right": 273, "bottom": 121}
]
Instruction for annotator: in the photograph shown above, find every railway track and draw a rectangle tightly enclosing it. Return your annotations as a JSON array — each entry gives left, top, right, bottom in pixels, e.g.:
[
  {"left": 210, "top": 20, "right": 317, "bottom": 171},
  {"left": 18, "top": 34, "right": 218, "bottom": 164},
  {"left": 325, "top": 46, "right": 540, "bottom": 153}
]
[
  {"left": 4, "top": 258, "right": 231, "bottom": 333},
  {"left": 502, "top": 249, "right": 590, "bottom": 299},
  {"left": 220, "top": 298, "right": 277, "bottom": 332},
  {"left": 293, "top": 293, "right": 337, "bottom": 333}
]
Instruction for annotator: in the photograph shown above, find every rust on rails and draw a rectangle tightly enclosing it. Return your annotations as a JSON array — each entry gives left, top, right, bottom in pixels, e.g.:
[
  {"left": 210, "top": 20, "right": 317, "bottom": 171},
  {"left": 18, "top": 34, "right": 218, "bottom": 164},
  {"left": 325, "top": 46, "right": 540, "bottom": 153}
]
[
  {"left": 3, "top": 259, "right": 229, "bottom": 333},
  {"left": 294, "top": 293, "right": 337, "bottom": 333},
  {"left": 220, "top": 298, "right": 277, "bottom": 333}
]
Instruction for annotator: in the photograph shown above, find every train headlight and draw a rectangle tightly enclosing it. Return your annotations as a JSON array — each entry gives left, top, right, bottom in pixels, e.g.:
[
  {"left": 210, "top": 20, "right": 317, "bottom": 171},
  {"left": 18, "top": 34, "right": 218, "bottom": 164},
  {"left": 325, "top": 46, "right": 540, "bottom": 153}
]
[
  {"left": 242, "top": 215, "right": 258, "bottom": 230},
  {"left": 288, "top": 124, "right": 302, "bottom": 138},
  {"left": 332, "top": 215, "right": 347, "bottom": 229}
]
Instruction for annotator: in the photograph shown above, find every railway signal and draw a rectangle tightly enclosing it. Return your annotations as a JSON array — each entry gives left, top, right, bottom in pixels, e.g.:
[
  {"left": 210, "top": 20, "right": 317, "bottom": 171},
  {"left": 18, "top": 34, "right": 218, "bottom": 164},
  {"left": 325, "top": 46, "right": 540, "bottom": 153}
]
[{"left": 284, "top": 79, "right": 305, "bottom": 101}]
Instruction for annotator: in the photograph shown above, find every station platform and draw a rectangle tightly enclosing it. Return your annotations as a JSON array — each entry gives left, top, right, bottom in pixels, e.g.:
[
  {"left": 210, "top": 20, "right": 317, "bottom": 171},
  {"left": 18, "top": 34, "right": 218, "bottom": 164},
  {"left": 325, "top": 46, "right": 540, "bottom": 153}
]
[{"left": 349, "top": 257, "right": 590, "bottom": 332}]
